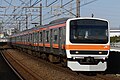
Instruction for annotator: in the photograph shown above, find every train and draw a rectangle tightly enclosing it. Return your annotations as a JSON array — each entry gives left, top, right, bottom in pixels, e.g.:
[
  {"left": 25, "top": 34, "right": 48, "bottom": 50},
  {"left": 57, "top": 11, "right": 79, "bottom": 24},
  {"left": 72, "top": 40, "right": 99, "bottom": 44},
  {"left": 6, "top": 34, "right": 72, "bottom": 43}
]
[
  {"left": 0, "top": 33, "right": 8, "bottom": 46},
  {"left": 9, "top": 17, "right": 110, "bottom": 71}
]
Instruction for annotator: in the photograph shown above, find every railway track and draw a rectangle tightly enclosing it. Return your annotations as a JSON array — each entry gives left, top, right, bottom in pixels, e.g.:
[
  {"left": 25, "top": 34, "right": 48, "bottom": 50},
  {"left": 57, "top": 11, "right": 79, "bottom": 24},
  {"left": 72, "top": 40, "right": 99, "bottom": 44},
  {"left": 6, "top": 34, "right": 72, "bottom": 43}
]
[
  {"left": 0, "top": 45, "right": 119, "bottom": 80},
  {"left": 3, "top": 49, "right": 45, "bottom": 80},
  {"left": 28, "top": 52, "right": 120, "bottom": 80},
  {"left": 96, "top": 74, "right": 119, "bottom": 80},
  {"left": 5, "top": 48, "right": 120, "bottom": 80},
  {"left": 0, "top": 48, "right": 23, "bottom": 80}
]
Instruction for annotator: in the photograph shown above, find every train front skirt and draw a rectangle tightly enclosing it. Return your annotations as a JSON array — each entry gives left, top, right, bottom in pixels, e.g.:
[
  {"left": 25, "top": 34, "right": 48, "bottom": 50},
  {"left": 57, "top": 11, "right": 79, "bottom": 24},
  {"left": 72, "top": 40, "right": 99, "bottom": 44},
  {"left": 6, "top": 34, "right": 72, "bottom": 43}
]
[{"left": 67, "top": 61, "right": 107, "bottom": 71}]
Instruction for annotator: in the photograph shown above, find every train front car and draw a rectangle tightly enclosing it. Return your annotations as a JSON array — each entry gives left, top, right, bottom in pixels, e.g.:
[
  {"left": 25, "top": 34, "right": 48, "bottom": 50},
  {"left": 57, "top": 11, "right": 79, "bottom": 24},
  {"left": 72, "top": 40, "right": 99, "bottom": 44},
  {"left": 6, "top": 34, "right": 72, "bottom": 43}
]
[{"left": 66, "top": 17, "right": 110, "bottom": 71}]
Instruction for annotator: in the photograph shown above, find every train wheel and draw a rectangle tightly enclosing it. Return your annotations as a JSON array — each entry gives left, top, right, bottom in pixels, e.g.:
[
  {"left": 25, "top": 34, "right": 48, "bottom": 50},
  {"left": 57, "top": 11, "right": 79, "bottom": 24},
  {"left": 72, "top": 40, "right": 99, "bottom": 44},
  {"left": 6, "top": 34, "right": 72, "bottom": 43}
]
[
  {"left": 48, "top": 54, "right": 60, "bottom": 63},
  {"left": 41, "top": 53, "right": 48, "bottom": 60}
]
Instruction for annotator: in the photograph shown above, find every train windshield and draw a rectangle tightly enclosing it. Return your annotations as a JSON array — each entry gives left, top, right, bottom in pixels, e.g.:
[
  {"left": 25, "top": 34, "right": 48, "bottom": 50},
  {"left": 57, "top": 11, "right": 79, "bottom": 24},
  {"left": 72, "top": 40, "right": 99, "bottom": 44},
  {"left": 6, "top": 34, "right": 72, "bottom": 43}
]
[{"left": 70, "top": 19, "right": 108, "bottom": 44}]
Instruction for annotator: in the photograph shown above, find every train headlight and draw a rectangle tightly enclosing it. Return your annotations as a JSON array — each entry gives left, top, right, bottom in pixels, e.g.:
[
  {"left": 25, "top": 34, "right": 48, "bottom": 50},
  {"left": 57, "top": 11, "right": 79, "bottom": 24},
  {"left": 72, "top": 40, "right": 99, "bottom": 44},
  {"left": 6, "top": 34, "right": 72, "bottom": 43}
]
[
  {"left": 75, "top": 51, "right": 79, "bottom": 54},
  {"left": 99, "top": 52, "right": 102, "bottom": 54}
]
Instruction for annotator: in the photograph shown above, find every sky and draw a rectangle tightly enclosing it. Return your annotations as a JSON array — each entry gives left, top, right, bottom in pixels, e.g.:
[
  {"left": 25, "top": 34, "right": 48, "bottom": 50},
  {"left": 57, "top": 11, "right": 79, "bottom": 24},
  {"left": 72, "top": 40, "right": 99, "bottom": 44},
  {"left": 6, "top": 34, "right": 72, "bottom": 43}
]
[
  {"left": 42, "top": 0, "right": 120, "bottom": 29},
  {"left": 0, "top": 0, "right": 120, "bottom": 30},
  {"left": 81, "top": 0, "right": 120, "bottom": 29}
]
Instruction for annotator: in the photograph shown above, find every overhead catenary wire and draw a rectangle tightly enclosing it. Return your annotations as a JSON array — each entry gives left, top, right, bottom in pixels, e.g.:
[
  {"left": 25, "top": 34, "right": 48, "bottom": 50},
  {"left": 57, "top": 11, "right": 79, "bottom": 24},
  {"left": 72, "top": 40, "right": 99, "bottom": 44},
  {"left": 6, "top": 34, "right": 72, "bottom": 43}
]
[
  {"left": 31, "top": 0, "right": 42, "bottom": 7},
  {"left": 4, "top": 0, "right": 41, "bottom": 29},
  {"left": 3, "top": 0, "right": 13, "bottom": 20},
  {"left": 3, "top": 0, "right": 34, "bottom": 27},
  {"left": 1, "top": 0, "right": 99, "bottom": 31},
  {"left": 43, "top": 0, "right": 99, "bottom": 22}
]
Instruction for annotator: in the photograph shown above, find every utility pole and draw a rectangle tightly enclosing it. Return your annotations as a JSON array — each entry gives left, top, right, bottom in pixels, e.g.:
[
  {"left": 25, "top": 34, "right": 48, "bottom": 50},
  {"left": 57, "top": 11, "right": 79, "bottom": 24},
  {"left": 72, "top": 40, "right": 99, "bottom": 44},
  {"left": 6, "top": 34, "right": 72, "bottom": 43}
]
[
  {"left": 26, "top": 14, "right": 28, "bottom": 29},
  {"left": 30, "top": 0, "right": 32, "bottom": 6},
  {"left": 76, "top": 0, "right": 80, "bottom": 17},
  {"left": 18, "top": 20, "right": 21, "bottom": 31},
  {"left": 40, "top": 3, "right": 42, "bottom": 25}
]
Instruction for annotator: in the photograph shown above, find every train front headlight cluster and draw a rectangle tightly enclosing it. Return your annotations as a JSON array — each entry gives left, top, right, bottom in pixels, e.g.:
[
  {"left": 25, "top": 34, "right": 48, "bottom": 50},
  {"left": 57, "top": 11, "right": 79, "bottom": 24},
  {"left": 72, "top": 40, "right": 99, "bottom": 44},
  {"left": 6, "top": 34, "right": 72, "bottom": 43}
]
[{"left": 70, "top": 51, "right": 108, "bottom": 55}]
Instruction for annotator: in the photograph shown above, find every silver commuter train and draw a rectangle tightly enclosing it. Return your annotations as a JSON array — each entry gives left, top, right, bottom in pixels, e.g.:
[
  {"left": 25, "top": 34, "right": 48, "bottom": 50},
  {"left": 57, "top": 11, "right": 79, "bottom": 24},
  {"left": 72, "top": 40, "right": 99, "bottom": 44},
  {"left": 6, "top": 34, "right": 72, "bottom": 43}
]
[{"left": 9, "top": 17, "right": 110, "bottom": 71}]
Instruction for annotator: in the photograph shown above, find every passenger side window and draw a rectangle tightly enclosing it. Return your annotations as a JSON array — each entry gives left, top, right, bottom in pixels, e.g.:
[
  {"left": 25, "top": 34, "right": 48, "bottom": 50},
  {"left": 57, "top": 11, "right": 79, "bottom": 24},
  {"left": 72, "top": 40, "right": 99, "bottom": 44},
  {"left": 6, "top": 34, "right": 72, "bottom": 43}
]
[
  {"left": 35, "top": 32, "right": 38, "bottom": 43},
  {"left": 34, "top": 33, "right": 37, "bottom": 43},
  {"left": 62, "top": 27, "right": 66, "bottom": 44},
  {"left": 53, "top": 29, "right": 58, "bottom": 43},
  {"left": 46, "top": 31, "right": 49, "bottom": 43},
  {"left": 39, "top": 32, "right": 42, "bottom": 42}
]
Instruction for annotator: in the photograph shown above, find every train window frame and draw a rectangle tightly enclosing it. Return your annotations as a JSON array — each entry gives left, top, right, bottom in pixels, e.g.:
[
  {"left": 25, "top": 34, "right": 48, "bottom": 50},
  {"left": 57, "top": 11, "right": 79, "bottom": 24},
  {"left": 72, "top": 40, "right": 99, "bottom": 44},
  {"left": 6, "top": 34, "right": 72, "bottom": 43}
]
[
  {"left": 53, "top": 28, "right": 58, "bottom": 44},
  {"left": 20, "top": 36, "right": 21, "bottom": 42},
  {"left": 45, "top": 30, "right": 49, "bottom": 43},
  {"left": 39, "top": 31, "right": 42, "bottom": 43},
  {"left": 28, "top": 34, "right": 30, "bottom": 43},
  {"left": 32, "top": 33, "right": 34, "bottom": 43},
  {"left": 29, "top": 34, "right": 31, "bottom": 43},
  {"left": 50, "top": 29, "right": 53, "bottom": 44},
  {"left": 35, "top": 32, "right": 37, "bottom": 43},
  {"left": 24, "top": 35, "right": 26, "bottom": 43},
  {"left": 23, "top": 35, "right": 25, "bottom": 43},
  {"left": 21, "top": 35, "right": 23, "bottom": 42},
  {"left": 37, "top": 31, "right": 39, "bottom": 44},
  {"left": 42, "top": 30, "right": 45, "bottom": 45},
  {"left": 30, "top": 33, "right": 32, "bottom": 43},
  {"left": 22, "top": 35, "right": 23, "bottom": 42},
  {"left": 61, "top": 27, "right": 66, "bottom": 44},
  {"left": 22, "top": 35, "right": 24, "bottom": 42},
  {"left": 34, "top": 32, "right": 36, "bottom": 43},
  {"left": 33, "top": 32, "right": 37, "bottom": 43},
  {"left": 26, "top": 34, "right": 28, "bottom": 42},
  {"left": 18, "top": 36, "right": 20, "bottom": 42}
]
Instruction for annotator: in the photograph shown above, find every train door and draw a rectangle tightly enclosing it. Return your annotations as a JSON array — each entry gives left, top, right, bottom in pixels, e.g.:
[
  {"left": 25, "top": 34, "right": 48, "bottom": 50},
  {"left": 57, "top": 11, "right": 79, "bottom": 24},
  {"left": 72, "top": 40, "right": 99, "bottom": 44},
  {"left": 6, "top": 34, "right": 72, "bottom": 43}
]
[
  {"left": 39, "top": 31, "right": 42, "bottom": 51},
  {"left": 32, "top": 33, "right": 34, "bottom": 50},
  {"left": 33, "top": 32, "right": 35, "bottom": 50},
  {"left": 45, "top": 30, "right": 50, "bottom": 52},
  {"left": 34, "top": 32, "right": 38, "bottom": 51},
  {"left": 30, "top": 33, "right": 32, "bottom": 49},
  {"left": 37, "top": 31, "right": 39, "bottom": 51},
  {"left": 50, "top": 29, "right": 53, "bottom": 52},
  {"left": 58, "top": 27, "right": 62, "bottom": 54},
  {"left": 42, "top": 30, "right": 45, "bottom": 51}
]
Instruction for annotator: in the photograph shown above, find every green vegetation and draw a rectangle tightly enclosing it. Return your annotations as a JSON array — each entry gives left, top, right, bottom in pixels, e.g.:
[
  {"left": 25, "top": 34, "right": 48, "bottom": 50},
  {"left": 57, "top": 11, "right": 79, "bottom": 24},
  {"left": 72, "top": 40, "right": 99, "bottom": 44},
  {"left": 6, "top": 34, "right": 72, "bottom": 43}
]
[{"left": 110, "top": 36, "right": 120, "bottom": 43}]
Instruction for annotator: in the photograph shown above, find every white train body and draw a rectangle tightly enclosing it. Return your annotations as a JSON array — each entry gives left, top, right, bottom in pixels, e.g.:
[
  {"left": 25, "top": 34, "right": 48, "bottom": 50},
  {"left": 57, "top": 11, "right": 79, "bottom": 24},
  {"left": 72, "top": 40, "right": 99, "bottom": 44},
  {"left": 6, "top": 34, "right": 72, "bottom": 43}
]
[{"left": 66, "top": 17, "right": 110, "bottom": 71}]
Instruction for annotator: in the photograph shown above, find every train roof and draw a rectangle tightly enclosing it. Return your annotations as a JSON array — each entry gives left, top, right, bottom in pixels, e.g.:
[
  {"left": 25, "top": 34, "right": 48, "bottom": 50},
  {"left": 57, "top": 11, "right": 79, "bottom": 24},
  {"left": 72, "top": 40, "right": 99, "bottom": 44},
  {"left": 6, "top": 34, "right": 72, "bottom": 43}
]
[
  {"left": 49, "top": 17, "right": 70, "bottom": 24},
  {"left": 11, "top": 17, "right": 70, "bottom": 37},
  {"left": 11, "top": 17, "right": 108, "bottom": 37},
  {"left": 25, "top": 17, "right": 70, "bottom": 31}
]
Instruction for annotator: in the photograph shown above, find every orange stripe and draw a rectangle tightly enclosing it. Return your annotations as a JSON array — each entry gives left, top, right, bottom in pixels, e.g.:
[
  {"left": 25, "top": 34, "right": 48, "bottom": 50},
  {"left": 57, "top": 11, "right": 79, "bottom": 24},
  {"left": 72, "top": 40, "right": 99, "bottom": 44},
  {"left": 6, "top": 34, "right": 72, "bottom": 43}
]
[
  {"left": 49, "top": 23, "right": 66, "bottom": 29},
  {"left": 65, "top": 45, "right": 110, "bottom": 50},
  {"left": 33, "top": 43, "right": 38, "bottom": 46},
  {"left": 53, "top": 44, "right": 59, "bottom": 48},
  {"left": 44, "top": 43, "right": 59, "bottom": 48},
  {"left": 38, "top": 43, "right": 43, "bottom": 46},
  {"left": 13, "top": 42, "right": 110, "bottom": 51},
  {"left": 45, "top": 43, "right": 50, "bottom": 47}
]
